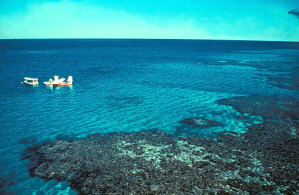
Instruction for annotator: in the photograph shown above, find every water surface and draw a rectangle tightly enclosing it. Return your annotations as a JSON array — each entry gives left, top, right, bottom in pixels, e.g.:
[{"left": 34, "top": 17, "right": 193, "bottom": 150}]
[{"left": 0, "top": 39, "right": 298, "bottom": 194}]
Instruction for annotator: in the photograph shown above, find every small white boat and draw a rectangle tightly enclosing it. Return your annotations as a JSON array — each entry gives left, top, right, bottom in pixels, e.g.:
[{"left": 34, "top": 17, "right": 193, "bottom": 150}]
[
  {"left": 24, "top": 77, "right": 38, "bottom": 85},
  {"left": 44, "top": 76, "right": 73, "bottom": 86}
]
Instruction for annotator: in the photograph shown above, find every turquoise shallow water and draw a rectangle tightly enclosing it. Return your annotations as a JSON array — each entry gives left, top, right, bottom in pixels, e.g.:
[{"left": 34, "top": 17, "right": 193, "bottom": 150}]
[{"left": 0, "top": 39, "right": 298, "bottom": 194}]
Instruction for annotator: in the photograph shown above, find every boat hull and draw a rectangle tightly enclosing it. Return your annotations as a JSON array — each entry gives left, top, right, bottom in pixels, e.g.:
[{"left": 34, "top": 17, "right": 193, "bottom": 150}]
[
  {"left": 24, "top": 81, "right": 38, "bottom": 85},
  {"left": 43, "top": 82, "right": 52, "bottom": 86},
  {"left": 43, "top": 76, "right": 72, "bottom": 87},
  {"left": 54, "top": 83, "right": 72, "bottom": 86}
]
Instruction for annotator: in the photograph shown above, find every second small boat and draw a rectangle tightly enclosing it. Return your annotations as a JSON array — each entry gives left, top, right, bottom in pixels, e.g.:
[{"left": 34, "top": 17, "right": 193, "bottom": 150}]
[{"left": 44, "top": 75, "right": 73, "bottom": 86}]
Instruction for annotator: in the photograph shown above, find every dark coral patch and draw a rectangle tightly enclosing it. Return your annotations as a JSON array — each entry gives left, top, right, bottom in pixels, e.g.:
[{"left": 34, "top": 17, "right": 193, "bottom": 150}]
[
  {"left": 175, "top": 117, "right": 223, "bottom": 137},
  {"left": 217, "top": 95, "right": 299, "bottom": 120},
  {"left": 179, "top": 117, "right": 222, "bottom": 129}
]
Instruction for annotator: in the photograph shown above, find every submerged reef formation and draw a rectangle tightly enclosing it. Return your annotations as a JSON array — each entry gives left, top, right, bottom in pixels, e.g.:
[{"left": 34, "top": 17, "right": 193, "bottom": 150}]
[
  {"left": 217, "top": 95, "right": 299, "bottom": 121},
  {"left": 175, "top": 117, "right": 223, "bottom": 137},
  {"left": 198, "top": 56, "right": 299, "bottom": 91},
  {"left": 179, "top": 117, "right": 222, "bottom": 129},
  {"left": 23, "top": 95, "right": 298, "bottom": 194}
]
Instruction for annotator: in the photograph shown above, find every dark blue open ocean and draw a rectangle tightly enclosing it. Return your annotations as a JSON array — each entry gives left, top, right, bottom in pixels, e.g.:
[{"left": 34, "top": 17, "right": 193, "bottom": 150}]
[{"left": 0, "top": 39, "right": 298, "bottom": 194}]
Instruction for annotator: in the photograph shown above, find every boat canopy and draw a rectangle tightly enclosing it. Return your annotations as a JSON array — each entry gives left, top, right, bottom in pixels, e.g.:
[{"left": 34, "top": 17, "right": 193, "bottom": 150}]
[
  {"left": 24, "top": 77, "right": 38, "bottom": 81},
  {"left": 24, "top": 77, "right": 39, "bottom": 85}
]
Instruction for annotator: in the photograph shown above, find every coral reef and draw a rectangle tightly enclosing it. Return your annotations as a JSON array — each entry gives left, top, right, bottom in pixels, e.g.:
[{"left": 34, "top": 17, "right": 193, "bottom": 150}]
[{"left": 22, "top": 95, "right": 299, "bottom": 194}]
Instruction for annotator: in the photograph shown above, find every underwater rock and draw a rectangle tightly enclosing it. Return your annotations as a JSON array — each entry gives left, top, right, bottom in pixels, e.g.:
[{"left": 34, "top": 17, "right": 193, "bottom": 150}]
[
  {"left": 18, "top": 137, "right": 37, "bottom": 145},
  {"left": 179, "top": 117, "right": 222, "bottom": 129},
  {"left": 0, "top": 177, "right": 7, "bottom": 190},
  {"left": 175, "top": 117, "right": 223, "bottom": 137},
  {"left": 0, "top": 175, "right": 19, "bottom": 194}
]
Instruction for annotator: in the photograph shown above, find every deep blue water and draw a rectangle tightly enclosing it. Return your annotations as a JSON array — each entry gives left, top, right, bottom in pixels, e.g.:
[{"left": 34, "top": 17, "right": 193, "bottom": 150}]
[{"left": 0, "top": 39, "right": 298, "bottom": 194}]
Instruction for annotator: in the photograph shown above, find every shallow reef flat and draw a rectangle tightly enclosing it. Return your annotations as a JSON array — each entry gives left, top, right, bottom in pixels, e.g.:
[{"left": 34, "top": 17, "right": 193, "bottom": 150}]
[{"left": 22, "top": 94, "right": 298, "bottom": 194}]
